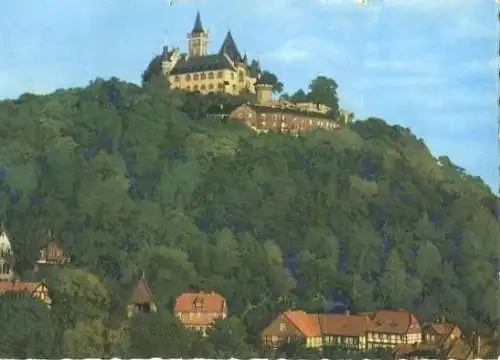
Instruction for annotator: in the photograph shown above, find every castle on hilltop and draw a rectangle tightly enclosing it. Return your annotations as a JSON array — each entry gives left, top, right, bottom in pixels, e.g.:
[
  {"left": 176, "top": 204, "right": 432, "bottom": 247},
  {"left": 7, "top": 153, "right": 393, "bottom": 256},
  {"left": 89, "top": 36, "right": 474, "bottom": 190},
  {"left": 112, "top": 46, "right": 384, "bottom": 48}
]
[{"left": 160, "top": 12, "right": 262, "bottom": 95}]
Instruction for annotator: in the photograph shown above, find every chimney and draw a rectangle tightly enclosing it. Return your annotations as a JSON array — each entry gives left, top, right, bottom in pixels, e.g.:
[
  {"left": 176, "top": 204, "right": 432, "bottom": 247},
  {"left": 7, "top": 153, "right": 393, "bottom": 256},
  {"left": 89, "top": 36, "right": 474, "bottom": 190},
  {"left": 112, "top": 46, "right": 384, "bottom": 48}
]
[{"left": 255, "top": 83, "right": 273, "bottom": 105}]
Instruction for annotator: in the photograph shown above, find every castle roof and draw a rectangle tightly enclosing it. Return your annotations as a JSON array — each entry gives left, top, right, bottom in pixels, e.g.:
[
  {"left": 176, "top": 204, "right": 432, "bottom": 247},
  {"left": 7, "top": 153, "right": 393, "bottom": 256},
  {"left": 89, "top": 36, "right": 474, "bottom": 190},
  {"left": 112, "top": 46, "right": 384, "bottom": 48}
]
[
  {"left": 170, "top": 54, "right": 234, "bottom": 75},
  {"left": 191, "top": 11, "right": 205, "bottom": 34},
  {"left": 219, "top": 31, "right": 243, "bottom": 63}
]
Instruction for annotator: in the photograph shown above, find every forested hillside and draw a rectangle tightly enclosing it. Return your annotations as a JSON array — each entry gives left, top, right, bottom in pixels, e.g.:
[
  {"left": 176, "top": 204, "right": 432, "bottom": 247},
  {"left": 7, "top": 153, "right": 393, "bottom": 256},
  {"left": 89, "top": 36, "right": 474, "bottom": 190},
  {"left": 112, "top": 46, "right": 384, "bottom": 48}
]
[{"left": 0, "top": 77, "right": 497, "bottom": 358}]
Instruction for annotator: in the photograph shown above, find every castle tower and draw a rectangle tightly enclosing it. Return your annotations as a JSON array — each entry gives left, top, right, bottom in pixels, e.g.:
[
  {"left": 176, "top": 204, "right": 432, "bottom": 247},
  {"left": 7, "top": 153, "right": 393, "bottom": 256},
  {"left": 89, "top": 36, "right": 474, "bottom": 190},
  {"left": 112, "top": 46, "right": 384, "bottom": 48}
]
[
  {"left": 255, "top": 82, "right": 273, "bottom": 105},
  {"left": 187, "top": 11, "right": 209, "bottom": 57},
  {"left": 219, "top": 30, "right": 243, "bottom": 63}
]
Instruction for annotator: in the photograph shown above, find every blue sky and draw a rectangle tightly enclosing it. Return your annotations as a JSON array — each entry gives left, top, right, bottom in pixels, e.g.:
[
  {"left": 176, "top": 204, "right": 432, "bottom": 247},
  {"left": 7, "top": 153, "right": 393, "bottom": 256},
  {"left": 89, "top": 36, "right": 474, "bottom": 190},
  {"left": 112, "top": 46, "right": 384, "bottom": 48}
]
[{"left": 0, "top": 0, "right": 497, "bottom": 191}]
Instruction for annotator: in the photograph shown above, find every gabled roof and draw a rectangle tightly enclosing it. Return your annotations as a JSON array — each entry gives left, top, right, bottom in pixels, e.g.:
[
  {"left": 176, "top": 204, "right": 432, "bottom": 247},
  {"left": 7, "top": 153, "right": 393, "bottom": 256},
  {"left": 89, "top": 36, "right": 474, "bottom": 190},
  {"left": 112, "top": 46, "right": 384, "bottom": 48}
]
[
  {"left": 129, "top": 276, "right": 154, "bottom": 305},
  {"left": 191, "top": 11, "right": 205, "bottom": 34},
  {"left": 425, "top": 322, "right": 457, "bottom": 336},
  {"left": 0, "top": 281, "right": 40, "bottom": 295},
  {"left": 219, "top": 31, "right": 243, "bottom": 63},
  {"left": 170, "top": 54, "right": 234, "bottom": 75},
  {"left": 174, "top": 291, "right": 227, "bottom": 314},
  {"left": 319, "top": 313, "right": 371, "bottom": 337},
  {"left": 283, "top": 310, "right": 322, "bottom": 338},
  {"left": 39, "top": 241, "right": 66, "bottom": 263},
  {"left": 0, "top": 231, "right": 11, "bottom": 249},
  {"left": 370, "top": 309, "right": 421, "bottom": 334}
]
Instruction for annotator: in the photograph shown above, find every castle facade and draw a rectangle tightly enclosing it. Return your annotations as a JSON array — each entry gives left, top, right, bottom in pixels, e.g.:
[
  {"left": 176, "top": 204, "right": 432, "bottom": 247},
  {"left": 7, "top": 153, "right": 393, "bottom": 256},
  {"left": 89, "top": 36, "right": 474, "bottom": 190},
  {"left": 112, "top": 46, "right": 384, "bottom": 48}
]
[{"left": 161, "top": 12, "right": 261, "bottom": 95}]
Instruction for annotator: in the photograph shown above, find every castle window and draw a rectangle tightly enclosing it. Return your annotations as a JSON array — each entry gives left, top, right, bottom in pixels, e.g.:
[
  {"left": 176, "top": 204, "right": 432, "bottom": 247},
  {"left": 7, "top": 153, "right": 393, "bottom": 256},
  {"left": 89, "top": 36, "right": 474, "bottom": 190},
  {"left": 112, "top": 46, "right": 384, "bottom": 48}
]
[
  {"left": 194, "top": 85, "right": 199, "bottom": 91},
  {"left": 201, "top": 73, "right": 207, "bottom": 80},
  {"left": 217, "top": 71, "right": 223, "bottom": 79},
  {"left": 185, "top": 74, "right": 191, "bottom": 81},
  {"left": 208, "top": 83, "right": 214, "bottom": 90},
  {"left": 2, "top": 263, "right": 9, "bottom": 274},
  {"left": 208, "top": 72, "right": 214, "bottom": 79},
  {"left": 186, "top": 85, "right": 191, "bottom": 91},
  {"left": 201, "top": 84, "right": 206, "bottom": 90},
  {"left": 193, "top": 74, "right": 199, "bottom": 81},
  {"left": 231, "top": 73, "right": 234, "bottom": 80},
  {"left": 232, "top": 84, "right": 236, "bottom": 91},
  {"left": 218, "top": 83, "right": 224, "bottom": 89},
  {"left": 239, "top": 71, "right": 244, "bottom": 82},
  {"left": 174, "top": 76, "right": 180, "bottom": 82}
]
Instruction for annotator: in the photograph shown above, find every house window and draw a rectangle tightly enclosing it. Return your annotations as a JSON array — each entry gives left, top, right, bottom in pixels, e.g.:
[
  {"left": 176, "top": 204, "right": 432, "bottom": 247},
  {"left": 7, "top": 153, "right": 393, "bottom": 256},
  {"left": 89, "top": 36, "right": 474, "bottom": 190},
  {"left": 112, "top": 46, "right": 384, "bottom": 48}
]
[
  {"left": 217, "top": 71, "right": 223, "bottom": 78},
  {"left": 194, "top": 85, "right": 199, "bottom": 91},
  {"left": 208, "top": 83, "right": 214, "bottom": 90},
  {"left": 232, "top": 84, "right": 236, "bottom": 91},
  {"left": 280, "top": 323, "right": 286, "bottom": 331},
  {"left": 239, "top": 71, "right": 244, "bottom": 82},
  {"left": 185, "top": 74, "right": 191, "bottom": 81},
  {"left": 201, "top": 73, "right": 206, "bottom": 80},
  {"left": 231, "top": 73, "right": 235, "bottom": 80},
  {"left": 201, "top": 84, "right": 206, "bottom": 90},
  {"left": 186, "top": 85, "right": 191, "bottom": 91},
  {"left": 193, "top": 74, "right": 199, "bottom": 80},
  {"left": 218, "top": 83, "right": 224, "bottom": 89},
  {"left": 208, "top": 72, "right": 214, "bottom": 79}
]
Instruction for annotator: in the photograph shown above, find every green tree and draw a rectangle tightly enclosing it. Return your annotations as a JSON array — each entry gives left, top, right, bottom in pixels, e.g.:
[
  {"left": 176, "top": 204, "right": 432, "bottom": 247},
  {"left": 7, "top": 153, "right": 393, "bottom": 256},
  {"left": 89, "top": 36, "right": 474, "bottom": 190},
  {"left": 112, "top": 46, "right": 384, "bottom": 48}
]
[
  {"left": 0, "top": 291, "right": 57, "bottom": 358},
  {"left": 259, "top": 70, "right": 283, "bottom": 93},
  {"left": 49, "top": 268, "right": 110, "bottom": 327},
  {"left": 63, "top": 320, "right": 106, "bottom": 358},
  {"left": 307, "top": 76, "right": 340, "bottom": 118}
]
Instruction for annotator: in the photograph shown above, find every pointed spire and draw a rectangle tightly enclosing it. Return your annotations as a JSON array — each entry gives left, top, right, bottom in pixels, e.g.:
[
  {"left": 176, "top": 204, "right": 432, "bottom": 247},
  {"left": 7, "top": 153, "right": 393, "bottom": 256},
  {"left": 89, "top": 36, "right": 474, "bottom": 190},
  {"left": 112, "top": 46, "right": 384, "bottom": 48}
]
[
  {"left": 191, "top": 11, "right": 204, "bottom": 34},
  {"left": 219, "top": 30, "right": 243, "bottom": 63}
]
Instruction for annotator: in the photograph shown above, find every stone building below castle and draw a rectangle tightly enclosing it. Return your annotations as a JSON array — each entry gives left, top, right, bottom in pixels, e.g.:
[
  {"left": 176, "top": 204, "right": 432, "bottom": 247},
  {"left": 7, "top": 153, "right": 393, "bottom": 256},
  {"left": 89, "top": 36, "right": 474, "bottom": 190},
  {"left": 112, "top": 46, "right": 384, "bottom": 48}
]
[{"left": 161, "top": 12, "right": 261, "bottom": 95}]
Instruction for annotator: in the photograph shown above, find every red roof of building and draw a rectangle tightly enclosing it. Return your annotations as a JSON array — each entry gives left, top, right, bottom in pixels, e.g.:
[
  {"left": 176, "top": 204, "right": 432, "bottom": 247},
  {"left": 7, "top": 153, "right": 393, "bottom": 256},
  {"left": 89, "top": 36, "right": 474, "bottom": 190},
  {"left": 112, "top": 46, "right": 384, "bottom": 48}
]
[
  {"left": 370, "top": 309, "right": 421, "bottom": 334},
  {"left": 283, "top": 310, "right": 322, "bottom": 338},
  {"left": 319, "top": 313, "right": 371, "bottom": 337},
  {"left": 0, "top": 281, "right": 40, "bottom": 295},
  {"left": 174, "top": 291, "right": 227, "bottom": 314}
]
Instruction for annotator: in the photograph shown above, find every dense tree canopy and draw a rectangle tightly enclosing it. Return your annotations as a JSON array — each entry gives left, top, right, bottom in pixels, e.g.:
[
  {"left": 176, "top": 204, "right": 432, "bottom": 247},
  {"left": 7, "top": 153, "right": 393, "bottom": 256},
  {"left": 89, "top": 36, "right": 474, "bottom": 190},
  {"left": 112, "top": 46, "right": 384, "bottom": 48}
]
[{"left": 0, "top": 77, "right": 497, "bottom": 358}]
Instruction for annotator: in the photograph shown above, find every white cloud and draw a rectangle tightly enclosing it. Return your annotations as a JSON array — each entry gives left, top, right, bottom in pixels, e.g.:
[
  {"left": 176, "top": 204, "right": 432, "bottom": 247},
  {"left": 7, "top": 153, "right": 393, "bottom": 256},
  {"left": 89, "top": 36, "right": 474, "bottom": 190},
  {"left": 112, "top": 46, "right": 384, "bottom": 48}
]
[{"left": 264, "top": 37, "right": 347, "bottom": 63}]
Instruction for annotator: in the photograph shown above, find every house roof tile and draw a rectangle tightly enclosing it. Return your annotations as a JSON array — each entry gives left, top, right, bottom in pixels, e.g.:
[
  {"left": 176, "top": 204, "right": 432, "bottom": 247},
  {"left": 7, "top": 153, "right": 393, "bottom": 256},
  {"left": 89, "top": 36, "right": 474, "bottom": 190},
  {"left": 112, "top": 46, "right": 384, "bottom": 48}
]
[
  {"left": 319, "top": 313, "right": 371, "bottom": 337},
  {"left": 129, "top": 277, "right": 154, "bottom": 304},
  {"left": 283, "top": 310, "right": 322, "bottom": 338},
  {"left": 174, "top": 291, "right": 227, "bottom": 314},
  {"left": 0, "top": 281, "right": 39, "bottom": 294},
  {"left": 370, "top": 309, "right": 421, "bottom": 334}
]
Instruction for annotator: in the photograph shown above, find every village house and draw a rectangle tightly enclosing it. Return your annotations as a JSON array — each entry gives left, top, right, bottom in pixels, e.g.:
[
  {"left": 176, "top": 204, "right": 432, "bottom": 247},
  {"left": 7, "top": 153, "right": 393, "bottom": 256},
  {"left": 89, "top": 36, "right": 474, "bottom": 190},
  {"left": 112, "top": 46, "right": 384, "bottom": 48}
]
[
  {"left": 37, "top": 241, "right": 69, "bottom": 265},
  {"left": 127, "top": 274, "right": 157, "bottom": 318},
  {"left": 0, "top": 231, "right": 14, "bottom": 281},
  {"left": 422, "top": 318, "right": 462, "bottom": 349},
  {"left": 0, "top": 280, "right": 51, "bottom": 307},
  {"left": 365, "top": 309, "right": 422, "bottom": 350},
  {"left": 319, "top": 311, "right": 371, "bottom": 351},
  {"left": 261, "top": 309, "right": 323, "bottom": 349},
  {"left": 174, "top": 291, "right": 227, "bottom": 336}
]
